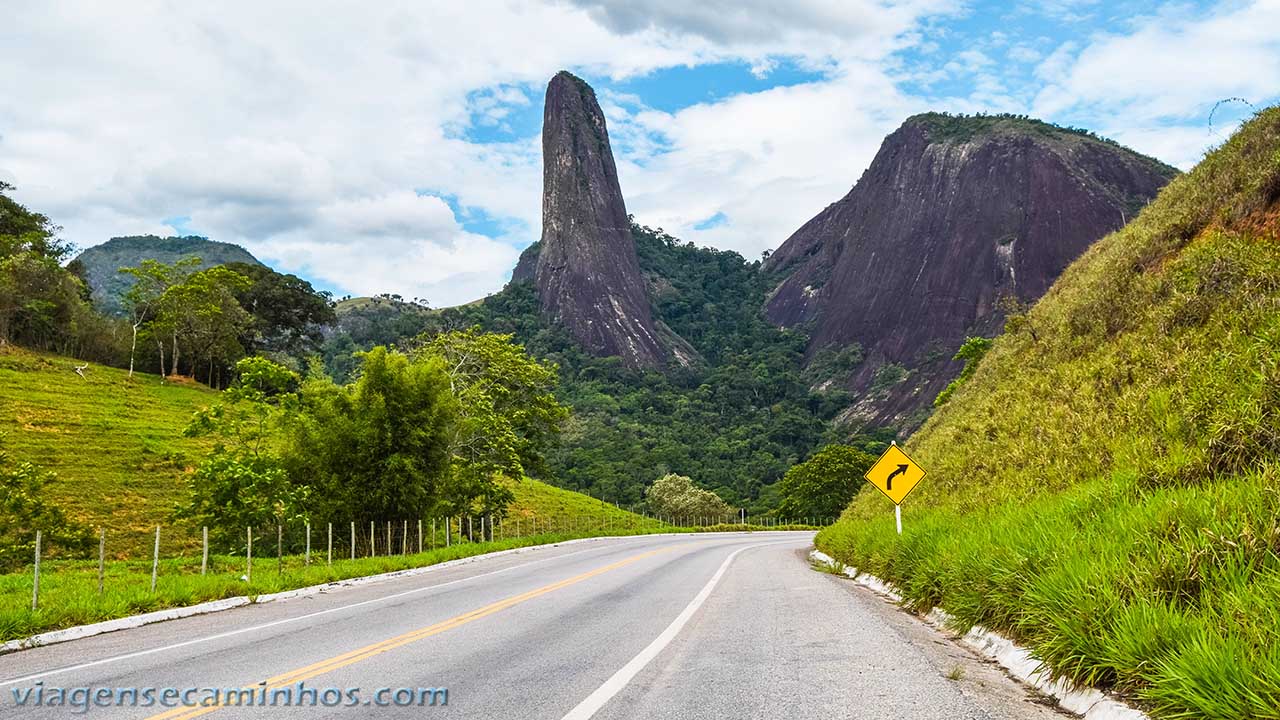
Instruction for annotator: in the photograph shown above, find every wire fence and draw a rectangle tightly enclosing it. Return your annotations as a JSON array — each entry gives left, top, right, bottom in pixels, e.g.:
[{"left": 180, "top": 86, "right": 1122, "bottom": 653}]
[{"left": 15, "top": 513, "right": 833, "bottom": 613}]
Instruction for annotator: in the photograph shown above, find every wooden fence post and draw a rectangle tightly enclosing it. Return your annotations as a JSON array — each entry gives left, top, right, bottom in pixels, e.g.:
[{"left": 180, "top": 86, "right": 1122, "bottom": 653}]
[
  {"left": 32, "top": 530, "right": 41, "bottom": 611},
  {"left": 97, "top": 528, "right": 105, "bottom": 594},
  {"left": 305, "top": 522, "right": 311, "bottom": 567},
  {"left": 201, "top": 526, "right": 208, "bottom": 576},
  {"left": 246, "top": 527, "right": 253, "bottom": 583},
  {"left": 150, "top": 526, "right": 160, "bottom": 593},
  {"left": 327, "top": 523, "right": 333, "bottom": 566}
]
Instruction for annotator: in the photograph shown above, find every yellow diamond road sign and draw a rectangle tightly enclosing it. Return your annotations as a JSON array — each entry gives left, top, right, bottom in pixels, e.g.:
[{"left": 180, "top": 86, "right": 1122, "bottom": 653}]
[{"left": 864, "top": 443, "right": 926, "bottom": 505}]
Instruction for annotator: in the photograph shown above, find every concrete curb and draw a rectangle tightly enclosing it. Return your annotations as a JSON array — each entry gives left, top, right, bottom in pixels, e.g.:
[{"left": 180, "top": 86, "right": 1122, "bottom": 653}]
[
  {"left": 1, "top": 532, "right": 717, "bottom": 656},
  {"left": 809, "top": 550, "right": 1148, "bottom": 720}
]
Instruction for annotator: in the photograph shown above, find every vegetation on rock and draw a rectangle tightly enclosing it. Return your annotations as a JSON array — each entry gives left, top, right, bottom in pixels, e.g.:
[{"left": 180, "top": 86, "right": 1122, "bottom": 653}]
[{"left": 818, "top": 107, "right": 1280, "bottom": 719}]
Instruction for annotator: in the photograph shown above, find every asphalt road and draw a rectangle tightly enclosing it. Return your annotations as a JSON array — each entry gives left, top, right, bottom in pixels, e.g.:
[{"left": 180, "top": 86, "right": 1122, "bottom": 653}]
[{"left": 0, "top": 533, "right": 1062, "bottom": 719}]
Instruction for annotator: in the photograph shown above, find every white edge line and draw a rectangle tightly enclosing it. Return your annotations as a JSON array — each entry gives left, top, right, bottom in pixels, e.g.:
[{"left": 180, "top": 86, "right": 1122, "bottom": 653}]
[
  {"left": 0, "top": 532, "right": 801, "bottom": 688},
  {"left": 807, "top": 549, "right": 1149, "bottom": 720},
  {"left": 559, "top": 540, "right": 797, "bottom": 720},
  {"left": 0, "top": 533, "right": 700, "bottom": 687},
  {"left": 0, "top": 533, "right": 701, "bottom": 658}
]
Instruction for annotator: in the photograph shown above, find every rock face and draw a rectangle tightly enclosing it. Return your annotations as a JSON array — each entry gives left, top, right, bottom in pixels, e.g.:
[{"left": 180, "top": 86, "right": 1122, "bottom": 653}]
[
  {"left": 766, "top": 113, "right": 1178, "bottom": 429},
  {"left": 528, "top": 71, "right": 666, "bottom": 369}
]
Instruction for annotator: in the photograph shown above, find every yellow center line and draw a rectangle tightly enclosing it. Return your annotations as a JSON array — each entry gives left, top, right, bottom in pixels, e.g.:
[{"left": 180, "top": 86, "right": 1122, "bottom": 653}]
[{"left": 145, "top": 545, "right": 681, "bottom": 720}]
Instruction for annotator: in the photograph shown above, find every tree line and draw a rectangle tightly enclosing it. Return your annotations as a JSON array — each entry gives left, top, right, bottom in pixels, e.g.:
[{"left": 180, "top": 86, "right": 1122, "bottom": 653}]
[
  {"left": 2, "top": 181, "right": 882, "bottom": 559},
  {"left": 177, "top": 329, "right": 568, "bottom": 550},
  {"left": 1, "top": 180, "right": 335, "bottom": 384},
  {"left": 118, "top": 259, "right": 334, "bottom": 387}
]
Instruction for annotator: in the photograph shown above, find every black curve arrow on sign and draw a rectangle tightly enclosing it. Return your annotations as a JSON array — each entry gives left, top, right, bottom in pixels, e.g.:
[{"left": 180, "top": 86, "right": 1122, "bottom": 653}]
[{"left": 886, "top": 464, "right": 908, "bottom": 491}]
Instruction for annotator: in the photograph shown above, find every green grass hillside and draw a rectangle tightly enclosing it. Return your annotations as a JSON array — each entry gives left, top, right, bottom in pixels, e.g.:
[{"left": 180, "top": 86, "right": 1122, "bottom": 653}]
[
  {"left": 0, "top": 348, "right": 215, "bottom": 552},
  {"left": 0, "top": 347, "right": 661, "bottom": 557},
  {"left": 818, "top": 107, "right": 1280, "bottom": 718}
]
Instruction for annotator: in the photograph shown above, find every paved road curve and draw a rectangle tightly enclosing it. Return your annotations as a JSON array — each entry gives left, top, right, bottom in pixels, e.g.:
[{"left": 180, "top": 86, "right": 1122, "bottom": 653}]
[{"left": 0, "top": 533, "right": 1060, "bottom": 719}]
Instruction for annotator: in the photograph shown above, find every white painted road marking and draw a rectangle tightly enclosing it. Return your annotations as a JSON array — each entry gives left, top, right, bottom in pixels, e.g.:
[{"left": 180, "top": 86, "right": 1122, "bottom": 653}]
[
  {"left": 0, "top": 540, "right": 659, "bottom": 689},
  {"left": 559, "top": 541, "right": 794, "bottom": 720}
]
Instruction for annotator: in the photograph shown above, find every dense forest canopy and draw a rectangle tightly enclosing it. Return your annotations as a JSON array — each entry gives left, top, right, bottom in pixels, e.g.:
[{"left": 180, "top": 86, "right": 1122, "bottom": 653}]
[
  {"left": 380, "top": 223, "right": 885, "bottom": 512},
  {"left": 3, "top": 176, "right": 873, "bottom": 515}
]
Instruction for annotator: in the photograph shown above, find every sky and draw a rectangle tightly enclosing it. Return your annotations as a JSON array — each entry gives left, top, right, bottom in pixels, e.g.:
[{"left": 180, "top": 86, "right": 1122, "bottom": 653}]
[{"left": 2, "top": 0, "right": 1277, "bottom": 306}]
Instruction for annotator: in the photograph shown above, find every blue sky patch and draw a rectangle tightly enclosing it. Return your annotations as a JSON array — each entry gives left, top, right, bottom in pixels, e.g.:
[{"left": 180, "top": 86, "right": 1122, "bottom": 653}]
[
  {"left": 694, "top": 211, "right": 728, "bottom": 231},
  {"left": 606, "top": 59, "right": 827, "bottom": 113},
  {"left": 162, "top": 215, "right": 200, "bottom": 237},
  {"left": 423, "top": 190, "right": 528, "bottom": 242}
]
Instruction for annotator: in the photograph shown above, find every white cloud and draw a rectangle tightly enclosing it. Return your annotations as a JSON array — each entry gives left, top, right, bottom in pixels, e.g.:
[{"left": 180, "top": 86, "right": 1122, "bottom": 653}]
[
  {"left": 253, "top": 192, "right": 521, "bottom": 305},
  {"left": 609, "top": 68, "right": 923, "bottom": 258},
  {"left": 0, "top": 0, "right": 956, "bottom": 305},
  {"left": 1031, "top": 1, "right": 1280, "bottom": 167},
  {"left": 3, "top": 0, "right": 1273, "bottom": 309},
  {"left": 568, "top": 0, "right": 956, "bottom": 51},
  {"left": 1007, "top": 44, "right": 1042, "bottom": 64}
]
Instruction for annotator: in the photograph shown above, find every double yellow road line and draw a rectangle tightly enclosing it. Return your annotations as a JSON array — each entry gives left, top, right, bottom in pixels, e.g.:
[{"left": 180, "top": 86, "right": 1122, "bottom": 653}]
[{"left": 147, "top": 545, "right": 678, "bottom": 720}]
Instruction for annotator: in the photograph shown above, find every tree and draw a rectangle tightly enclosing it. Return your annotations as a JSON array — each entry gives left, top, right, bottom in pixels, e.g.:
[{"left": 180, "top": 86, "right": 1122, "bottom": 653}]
[
  {"left": 0, "top": 182, "right": 86, "bottom": 351},
  {"left": 0, "top": 433, "right": 92, "bottom": 571},
  {"left": 225, "top": 262, "right": 335, "bottom": 362},
  {"left": 775, "top": 445, "right": 875, "bottom": 521},
  {"left": 998, "top": 295, "right": 1038, "bottom": 342},
  {"left": 645, "top": 473, "right": 733, "bottom": 520},
  {"left": 285, "top": 347, "right": 457, "bottom": 522},
  {"left": 933, "top": 336, "right": 994, "bottom": 407},
  {"left": 157, "top": 265, "right": 252, "bottom": 385},
  {"left": 416, "top": 328, "right": 567, "bottom": 518},
  {"left": 119, "top": 258, "right": 198, "bottom": 377},
  {"left": 178, "top": 356, "right": 307, "bottom": 547}
]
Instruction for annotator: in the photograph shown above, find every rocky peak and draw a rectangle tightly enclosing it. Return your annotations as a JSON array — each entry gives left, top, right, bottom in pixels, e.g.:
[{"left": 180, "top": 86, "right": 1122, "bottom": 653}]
[
  {"left": 527, "top": 70, "right": 667, "bottom": 369},
  {"left": 766, "top": 112, "right": 1178, "bottom": 429}
]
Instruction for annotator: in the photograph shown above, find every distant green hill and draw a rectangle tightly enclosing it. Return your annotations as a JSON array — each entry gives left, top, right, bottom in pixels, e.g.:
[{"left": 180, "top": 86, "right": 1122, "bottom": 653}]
[
  {"left": 322, "top": 296, "right": 439, "bottom": 380},
  {"left": 818, "top": 108, "right": 1280, "bottom": 718},
  {"left": 72, "top": 235, "right": 261, "bottom": 313}
]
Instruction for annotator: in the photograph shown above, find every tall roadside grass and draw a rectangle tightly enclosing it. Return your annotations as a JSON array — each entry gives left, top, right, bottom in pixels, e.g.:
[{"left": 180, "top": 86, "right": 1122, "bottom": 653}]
[
  {"left": 819, "top": 107, "right": 1280, "bottom": 718},
  {"left": 820, "top": 472, "right": 1280, "bottom": 717}
]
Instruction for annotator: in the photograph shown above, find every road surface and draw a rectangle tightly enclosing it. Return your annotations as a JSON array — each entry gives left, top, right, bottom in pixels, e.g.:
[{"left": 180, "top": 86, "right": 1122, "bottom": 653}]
[{"left": 0, "top": 533, "right": 1061, "bottom": 719}]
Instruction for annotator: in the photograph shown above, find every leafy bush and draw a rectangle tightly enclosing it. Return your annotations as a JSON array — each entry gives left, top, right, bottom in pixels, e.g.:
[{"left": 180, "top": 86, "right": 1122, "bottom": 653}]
[
  {"left": 776, "top": 444, "right": 874, "bottom": 521},
  {"left": 0, "top": 433, "right": 91, "bottom": 571},
  {"left": 285, "top": 347, "right": 457, "bottom": 523},
  {"left": 645, "top": 473, "right": 732, "bottom": 519},
  {"left": 933, "top": 336, "right": 993, "bottom": 407},
  {"left": 178, "top": 356, "right": 307, "bottom": 547}
]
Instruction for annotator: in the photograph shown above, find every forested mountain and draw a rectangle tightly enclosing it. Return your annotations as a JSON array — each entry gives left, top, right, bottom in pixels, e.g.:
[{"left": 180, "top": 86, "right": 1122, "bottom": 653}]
[
  {"left": 314, "top": 76, "right": 1180, "bottom": 510},
  {"left": 418, "top": 224, "right": 861, "bottom": 511},
  {"left": 765, "top": 113, "right": 1178, "bottom": 430},
  {"left": 321, "top": 295, "right": 437, "bottom": 380},
  {"left": 73, "top": 235, "right": 261, "bottom": 313},
  {"left": 14, "top": 72, "right": 1186, "bottom": 515}
]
